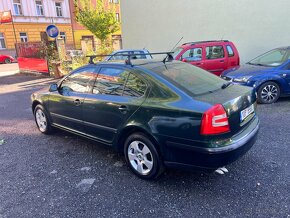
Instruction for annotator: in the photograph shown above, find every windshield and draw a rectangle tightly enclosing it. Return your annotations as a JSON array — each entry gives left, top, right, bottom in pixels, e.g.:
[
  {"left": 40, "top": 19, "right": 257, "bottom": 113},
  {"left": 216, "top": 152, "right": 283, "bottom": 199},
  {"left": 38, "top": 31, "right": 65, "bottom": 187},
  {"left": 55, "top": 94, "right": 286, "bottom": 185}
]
[
  {"left": 172, "top": 47, "right": 184, "bottom": 59},
  {"left": 248, "top": 48, "right": 290, "bottom": 67},
  {"left": 153, "top": 63, "right": 225, "bottom": 95}
]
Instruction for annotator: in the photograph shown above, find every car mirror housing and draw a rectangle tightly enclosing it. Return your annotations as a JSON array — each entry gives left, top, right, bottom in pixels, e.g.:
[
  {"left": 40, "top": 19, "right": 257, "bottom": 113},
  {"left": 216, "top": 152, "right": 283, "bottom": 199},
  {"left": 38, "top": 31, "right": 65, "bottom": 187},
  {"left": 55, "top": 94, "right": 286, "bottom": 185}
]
[{"left": 49, "top": 83, "right": 58, "bottom": 92}]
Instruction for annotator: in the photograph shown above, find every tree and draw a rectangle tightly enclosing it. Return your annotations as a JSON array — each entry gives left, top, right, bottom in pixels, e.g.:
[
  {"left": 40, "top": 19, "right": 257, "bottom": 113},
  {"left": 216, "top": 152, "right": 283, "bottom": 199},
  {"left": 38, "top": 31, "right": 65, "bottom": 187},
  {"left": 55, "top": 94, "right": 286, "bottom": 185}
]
[{"left": 74, "top": 0, "right": 120, "bottom": 52}]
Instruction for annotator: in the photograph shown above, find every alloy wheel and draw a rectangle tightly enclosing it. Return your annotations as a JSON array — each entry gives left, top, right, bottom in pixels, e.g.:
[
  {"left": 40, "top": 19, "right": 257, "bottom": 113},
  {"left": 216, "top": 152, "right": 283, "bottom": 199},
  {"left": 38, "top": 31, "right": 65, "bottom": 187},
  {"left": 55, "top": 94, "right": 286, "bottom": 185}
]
[
  {"left": 35, "top": 109, "right": 47, "bottom": 132},
  {"left": 261, "top": 84, "right": 278, "bottom": 103},
  {"left": 127, "top": 140, "right": 154, "bottom": 175}
]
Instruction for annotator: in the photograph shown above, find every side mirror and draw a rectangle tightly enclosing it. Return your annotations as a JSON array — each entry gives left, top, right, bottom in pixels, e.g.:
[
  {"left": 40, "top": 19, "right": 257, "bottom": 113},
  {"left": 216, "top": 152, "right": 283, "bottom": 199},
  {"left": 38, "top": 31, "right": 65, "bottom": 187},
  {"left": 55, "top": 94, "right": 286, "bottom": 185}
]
[{"left": 49, "top": 83, "right": 58, "bottom": 92}]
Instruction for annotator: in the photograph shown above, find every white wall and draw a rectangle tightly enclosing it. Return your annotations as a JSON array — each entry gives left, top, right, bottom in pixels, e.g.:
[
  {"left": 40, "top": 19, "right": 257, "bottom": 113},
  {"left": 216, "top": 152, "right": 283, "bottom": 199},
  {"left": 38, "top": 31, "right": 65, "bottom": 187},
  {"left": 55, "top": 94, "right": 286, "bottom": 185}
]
[{"left": 121, "top": 0, "right": 290, "bottom": 63}]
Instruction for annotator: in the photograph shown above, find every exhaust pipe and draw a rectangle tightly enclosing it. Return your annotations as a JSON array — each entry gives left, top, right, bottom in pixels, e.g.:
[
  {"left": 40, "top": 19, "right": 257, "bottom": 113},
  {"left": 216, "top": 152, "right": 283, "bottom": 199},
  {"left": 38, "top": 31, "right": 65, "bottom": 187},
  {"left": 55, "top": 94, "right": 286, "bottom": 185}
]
[{"left": 215, "top": 167, "right": 229, "bottom": 175}]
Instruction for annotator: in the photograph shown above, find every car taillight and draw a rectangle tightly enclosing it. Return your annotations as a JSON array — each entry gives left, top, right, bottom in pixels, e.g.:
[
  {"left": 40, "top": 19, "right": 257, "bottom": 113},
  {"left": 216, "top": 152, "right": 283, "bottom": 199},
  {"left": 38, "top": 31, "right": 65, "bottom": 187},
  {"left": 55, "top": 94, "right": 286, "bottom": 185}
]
[{"left": 200, "top": 104, "right": 230, "bottom": 135}]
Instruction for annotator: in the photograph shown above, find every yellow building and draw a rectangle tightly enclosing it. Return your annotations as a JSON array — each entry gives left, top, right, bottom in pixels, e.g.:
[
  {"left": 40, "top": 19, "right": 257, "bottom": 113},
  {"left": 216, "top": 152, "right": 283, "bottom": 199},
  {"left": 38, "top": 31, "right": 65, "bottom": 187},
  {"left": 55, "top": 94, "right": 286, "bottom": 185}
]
[{"left": 69, "top": 0, "right": 122, "bottom": 50}]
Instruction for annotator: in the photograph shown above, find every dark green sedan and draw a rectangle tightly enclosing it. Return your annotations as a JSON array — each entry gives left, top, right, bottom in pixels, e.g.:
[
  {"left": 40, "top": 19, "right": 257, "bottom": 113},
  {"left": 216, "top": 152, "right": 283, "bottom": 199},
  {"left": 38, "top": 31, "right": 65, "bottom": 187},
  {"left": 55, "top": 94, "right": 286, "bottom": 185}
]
[{"left": 31, "top": 59, "right": 259, "bottom": 179}]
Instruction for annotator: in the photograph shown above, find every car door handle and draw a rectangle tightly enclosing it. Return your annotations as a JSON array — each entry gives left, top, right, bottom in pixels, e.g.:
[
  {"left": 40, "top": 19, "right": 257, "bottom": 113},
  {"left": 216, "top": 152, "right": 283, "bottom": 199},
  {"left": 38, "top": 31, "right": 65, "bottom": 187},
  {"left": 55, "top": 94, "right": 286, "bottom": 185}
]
[
  {"left": 73, "top": 99, "right": 81, "bottom": 106},
  {"left": 220, "top": 60, "right": 225, "bottom": 63},
  {"left": 118, "top": 105, "right": 129, "bottom": 113}
]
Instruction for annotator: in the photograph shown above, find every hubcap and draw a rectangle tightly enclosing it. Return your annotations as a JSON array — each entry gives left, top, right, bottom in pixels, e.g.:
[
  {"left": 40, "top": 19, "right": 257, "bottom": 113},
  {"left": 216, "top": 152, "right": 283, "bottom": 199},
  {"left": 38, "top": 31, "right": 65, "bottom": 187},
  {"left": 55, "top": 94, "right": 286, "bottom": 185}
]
[
  {"left": 261, "top": 85, "right": 278, "bottom": 102},
  {"left": 128, "top": 141, "right": 153, "bottom": 175},
  {"left": 35, "top": 109, "right": 47, "bottom": 132}
]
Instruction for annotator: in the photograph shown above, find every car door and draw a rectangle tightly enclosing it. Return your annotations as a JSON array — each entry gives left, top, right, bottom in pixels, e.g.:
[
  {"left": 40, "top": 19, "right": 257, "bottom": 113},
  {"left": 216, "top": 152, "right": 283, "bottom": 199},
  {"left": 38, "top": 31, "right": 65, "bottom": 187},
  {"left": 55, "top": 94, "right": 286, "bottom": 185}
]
[
  {"left": 180, "top": 47, "right": 205, "bottom": 69},
  {"left": 82, "top": 67, "right": 148, "bottom": 144},
  {"left": 203, "top": 44, "right": 228, "bottom": 76},
  {"left": 48, "top": 66, "right": 98, "bottom": 132},
  {"left": 281, "top": 61, "right": 290, "bottom": 93}
]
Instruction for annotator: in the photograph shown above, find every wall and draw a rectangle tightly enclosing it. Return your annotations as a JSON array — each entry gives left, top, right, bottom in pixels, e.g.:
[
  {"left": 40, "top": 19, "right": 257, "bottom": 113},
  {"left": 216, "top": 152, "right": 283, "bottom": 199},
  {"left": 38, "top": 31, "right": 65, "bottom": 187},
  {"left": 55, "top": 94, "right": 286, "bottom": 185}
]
[{"left": 121, "top": 0, "right": 290, "bottom": 63}]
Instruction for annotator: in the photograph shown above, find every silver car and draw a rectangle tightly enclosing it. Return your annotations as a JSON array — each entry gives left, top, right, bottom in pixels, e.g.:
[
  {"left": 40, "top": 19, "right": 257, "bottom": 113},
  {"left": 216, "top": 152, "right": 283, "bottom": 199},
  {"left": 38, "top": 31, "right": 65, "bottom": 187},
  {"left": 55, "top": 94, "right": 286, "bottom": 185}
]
[{"left": 104, "top": 49, "right": 153, "bottom": 61}]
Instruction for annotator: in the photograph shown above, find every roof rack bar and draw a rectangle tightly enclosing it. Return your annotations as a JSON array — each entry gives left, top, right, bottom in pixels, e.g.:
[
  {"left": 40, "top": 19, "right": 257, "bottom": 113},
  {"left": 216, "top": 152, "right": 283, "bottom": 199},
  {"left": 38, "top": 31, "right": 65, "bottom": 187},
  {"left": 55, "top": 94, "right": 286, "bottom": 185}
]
[
  {"left": 182, "top": 40, "right": 229, "bottom": 45},
  {"left": 87, "top": 52, "right": 173, "bottom": 65}
]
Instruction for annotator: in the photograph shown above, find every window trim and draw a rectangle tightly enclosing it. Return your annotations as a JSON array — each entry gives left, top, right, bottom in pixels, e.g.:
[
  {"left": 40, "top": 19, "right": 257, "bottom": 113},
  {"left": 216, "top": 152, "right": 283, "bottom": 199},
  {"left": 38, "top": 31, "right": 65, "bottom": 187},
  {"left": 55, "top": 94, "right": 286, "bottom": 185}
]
[
  {"left": 19, "top": 32, "right": 28, "bottom": 42},
  {"left": 35, "top": 0, "right": 44, "bottom": 16},
  {"left": 55, "top": 2, "right": 63, "bottom": 17},
  {"left": 0, "top": 33, "right": 6, "bottom": 49},
  {"left": 13, "top": 0, "right": 23, "bottom": 16}
]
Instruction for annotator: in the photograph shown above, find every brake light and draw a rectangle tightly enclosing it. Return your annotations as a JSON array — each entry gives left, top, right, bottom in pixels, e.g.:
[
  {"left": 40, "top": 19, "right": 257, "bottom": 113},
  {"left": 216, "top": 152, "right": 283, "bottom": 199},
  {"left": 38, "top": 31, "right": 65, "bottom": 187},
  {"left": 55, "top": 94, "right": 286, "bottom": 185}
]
[{"left": 200, "top": 104, "right": 230, "bottom": 135}]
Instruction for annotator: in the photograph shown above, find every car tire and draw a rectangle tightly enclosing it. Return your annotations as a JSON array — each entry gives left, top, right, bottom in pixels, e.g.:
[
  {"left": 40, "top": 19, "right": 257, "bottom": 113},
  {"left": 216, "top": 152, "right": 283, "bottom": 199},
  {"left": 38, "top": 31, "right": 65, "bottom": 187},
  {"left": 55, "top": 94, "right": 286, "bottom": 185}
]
[
  {"left": 34, "top": 104, "right": 53, "bottom": 134},
  {"left": 4, "top": 58, "right": 11, "bottom": 64},
  {"left": 257, "top": 81, "right": 280, "bottom": 104},
  {"left": 124, "top": 132, "right": 164, "bottom": 180}
]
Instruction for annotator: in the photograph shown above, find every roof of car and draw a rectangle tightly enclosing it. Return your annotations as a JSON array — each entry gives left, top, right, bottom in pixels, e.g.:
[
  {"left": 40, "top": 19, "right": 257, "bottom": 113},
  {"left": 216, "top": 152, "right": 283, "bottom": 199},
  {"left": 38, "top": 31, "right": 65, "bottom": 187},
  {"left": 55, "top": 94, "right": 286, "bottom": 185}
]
[{"left": 181, "top": 40, "right": 230, "bottom": 47}]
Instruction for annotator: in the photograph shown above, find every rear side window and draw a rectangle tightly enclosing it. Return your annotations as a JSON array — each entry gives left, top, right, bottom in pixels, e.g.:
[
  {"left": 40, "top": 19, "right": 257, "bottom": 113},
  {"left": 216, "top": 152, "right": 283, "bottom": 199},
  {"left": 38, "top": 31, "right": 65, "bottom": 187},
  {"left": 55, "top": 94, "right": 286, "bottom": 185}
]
[
  {"left": 154, "top": 63, "right": 225, "bottom": 95},
  {"left": 60, "top": 67, "right": 97, "bottom": 93},
  {"left": 206, "top": 46, "right": 224, "bottom": 59},
  {"left": 123, "top": 73, "right": 147, "bottom": 97},
  {"left": 93, "top": 68, "right": 130, "bottom": 96},
  {"left": 226, "top": 45, "right": 234, "bottom": 57}
]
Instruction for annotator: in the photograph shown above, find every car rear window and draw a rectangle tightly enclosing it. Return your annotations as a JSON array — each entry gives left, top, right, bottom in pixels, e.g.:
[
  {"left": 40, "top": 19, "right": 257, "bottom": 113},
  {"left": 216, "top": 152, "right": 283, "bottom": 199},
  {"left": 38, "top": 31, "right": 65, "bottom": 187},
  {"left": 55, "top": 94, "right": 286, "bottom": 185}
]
[{"left": 153, "top": 63, "right": 225, "bottom": 95}]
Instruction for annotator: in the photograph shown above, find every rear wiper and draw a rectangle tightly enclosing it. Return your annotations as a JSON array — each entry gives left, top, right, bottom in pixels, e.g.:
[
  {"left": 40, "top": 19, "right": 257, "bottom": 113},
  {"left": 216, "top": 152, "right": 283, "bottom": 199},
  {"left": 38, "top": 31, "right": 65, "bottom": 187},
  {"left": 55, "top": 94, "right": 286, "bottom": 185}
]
[{"left": 221, "top": 82, "right": 232, "bottom": 89}]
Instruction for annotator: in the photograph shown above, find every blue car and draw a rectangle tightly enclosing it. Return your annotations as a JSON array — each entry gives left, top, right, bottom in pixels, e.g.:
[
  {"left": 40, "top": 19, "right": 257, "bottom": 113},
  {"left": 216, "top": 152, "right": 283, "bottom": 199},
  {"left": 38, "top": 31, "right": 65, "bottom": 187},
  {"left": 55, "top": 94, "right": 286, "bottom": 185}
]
[{"left": 221, "top": 47, "right": 290, "bottom": 104}]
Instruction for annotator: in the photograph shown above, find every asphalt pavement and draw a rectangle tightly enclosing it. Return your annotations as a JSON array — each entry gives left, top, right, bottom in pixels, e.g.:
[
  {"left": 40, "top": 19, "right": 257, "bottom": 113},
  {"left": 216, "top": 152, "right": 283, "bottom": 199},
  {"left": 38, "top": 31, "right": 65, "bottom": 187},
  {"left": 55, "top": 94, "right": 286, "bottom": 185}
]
[{"left": 0, "top": 72, "right": 289, "bottom": 218}]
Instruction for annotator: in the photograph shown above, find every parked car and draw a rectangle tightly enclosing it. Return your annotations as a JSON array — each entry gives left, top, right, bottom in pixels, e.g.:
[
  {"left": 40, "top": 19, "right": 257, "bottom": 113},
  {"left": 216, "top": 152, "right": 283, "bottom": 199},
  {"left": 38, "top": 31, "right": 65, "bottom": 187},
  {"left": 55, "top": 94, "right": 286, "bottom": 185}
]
[
  {"left": 221, "top": 47, "right": 290, "bottom": 104},
  {"left": 104, "top": 49, "right": 153, "bottom": 61},
  {"left": 0, "top": 54, "right": 14, "bottom": 64},
  {"left": 172, "top": 40, "right": 240, "bottom": 76},
  {"left": 66, "top": 50, "right": 83, "bottom": 58},
  {"left": 31, "top": 58, "right": 259, "bottom": 179}
]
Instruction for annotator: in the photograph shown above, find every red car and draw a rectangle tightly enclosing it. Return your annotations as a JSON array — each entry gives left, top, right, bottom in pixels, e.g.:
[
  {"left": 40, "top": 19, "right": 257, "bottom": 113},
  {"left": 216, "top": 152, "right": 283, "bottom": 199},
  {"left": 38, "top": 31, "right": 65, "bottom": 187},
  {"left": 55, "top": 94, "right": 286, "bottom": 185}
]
[
  {"left": 0, "top": 54, "right": 14, "bottom": 64},
  {"left": 172, "top": 40, "right": 240, "bottom": 76}
]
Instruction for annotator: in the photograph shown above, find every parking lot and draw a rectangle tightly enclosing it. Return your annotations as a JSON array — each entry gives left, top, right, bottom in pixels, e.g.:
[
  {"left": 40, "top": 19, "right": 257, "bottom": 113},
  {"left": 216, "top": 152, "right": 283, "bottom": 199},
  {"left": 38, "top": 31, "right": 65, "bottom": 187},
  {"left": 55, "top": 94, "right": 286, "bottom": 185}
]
[{"left": 0, "top": 71, "right": 289, "bottom": 217}]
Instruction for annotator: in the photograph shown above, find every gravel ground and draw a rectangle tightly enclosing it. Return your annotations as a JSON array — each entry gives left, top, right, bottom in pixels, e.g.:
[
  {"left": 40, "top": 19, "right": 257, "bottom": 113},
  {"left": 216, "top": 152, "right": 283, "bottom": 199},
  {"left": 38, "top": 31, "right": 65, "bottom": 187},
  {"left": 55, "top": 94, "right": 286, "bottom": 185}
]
[{"left": 0, "top": 74, "right": 289, "bottom": 218}]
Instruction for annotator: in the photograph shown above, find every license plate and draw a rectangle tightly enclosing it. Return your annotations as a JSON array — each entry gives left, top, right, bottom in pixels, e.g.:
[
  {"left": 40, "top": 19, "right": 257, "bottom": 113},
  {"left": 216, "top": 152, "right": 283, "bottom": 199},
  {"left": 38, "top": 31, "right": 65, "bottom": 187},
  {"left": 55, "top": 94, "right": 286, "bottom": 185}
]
[{"left": 240, "top": 104, "right": 254, "bottom": 122}]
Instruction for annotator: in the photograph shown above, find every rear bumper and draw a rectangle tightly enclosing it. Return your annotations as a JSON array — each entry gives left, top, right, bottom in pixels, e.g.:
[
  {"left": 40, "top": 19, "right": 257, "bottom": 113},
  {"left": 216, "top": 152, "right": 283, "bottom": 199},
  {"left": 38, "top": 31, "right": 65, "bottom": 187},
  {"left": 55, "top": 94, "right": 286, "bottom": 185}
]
[{"left": 164, "top": 117, "right": 259, "bottom": 170}]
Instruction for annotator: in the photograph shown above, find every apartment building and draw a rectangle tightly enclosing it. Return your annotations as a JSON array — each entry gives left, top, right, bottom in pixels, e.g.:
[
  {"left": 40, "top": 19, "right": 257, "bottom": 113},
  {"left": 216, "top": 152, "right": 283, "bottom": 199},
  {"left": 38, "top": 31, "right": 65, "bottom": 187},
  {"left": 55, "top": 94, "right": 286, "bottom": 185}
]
[{"left": 0, "top": 0, "right": 73, "bottom": 56}]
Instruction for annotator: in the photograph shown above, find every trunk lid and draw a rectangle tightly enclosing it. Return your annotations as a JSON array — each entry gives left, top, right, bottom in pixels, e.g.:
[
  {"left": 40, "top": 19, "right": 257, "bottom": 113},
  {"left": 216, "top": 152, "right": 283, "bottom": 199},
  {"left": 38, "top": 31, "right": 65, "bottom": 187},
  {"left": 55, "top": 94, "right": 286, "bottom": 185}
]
[{"left": 194, "top": 84, "right": 256, "bottom": 135}]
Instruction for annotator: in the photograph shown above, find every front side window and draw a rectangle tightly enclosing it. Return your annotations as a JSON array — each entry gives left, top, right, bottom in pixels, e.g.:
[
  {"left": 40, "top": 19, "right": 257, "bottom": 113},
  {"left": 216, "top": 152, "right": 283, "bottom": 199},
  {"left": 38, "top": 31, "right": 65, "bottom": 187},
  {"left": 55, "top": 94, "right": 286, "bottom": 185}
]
[
  {"left": 154, "top": 63, "right": 225, "bottom": 95},
  {"left": 60, "top": 68, "right": 98, "bottom": 93},
  {"left": 93, "top": 68, "right": 130, "bottom": 96},
  {"left": 181, "top": 48, "right": 202, "bottom": 61},
  {"left": 55, "top": 2, "right": 63, "bottom": 17},
  {"left": 206, "top": 46, "right": 224, "bottom": 59},
  {"left": 249, "top": 49, "right": 289, "bottom": 67},
  {"left": 19, "top": 32, "right": 28, "bottom": 42},
  {"left": 13, "top": 0, "right": 23, "bottom": 15},
  {"left": 35, "top": 0, "right": 44, "bottom": 16},
  {"left": 0, "top": 33, "right": 6, "bottom": 49}
]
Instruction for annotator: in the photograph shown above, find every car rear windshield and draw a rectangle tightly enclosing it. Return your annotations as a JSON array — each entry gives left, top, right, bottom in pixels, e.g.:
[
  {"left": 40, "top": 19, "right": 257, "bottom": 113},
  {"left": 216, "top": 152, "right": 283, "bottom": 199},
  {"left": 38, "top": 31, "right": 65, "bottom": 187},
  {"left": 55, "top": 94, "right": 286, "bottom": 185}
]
[{"left": 153, "top": 63, "right": 225, "bottom": 95}]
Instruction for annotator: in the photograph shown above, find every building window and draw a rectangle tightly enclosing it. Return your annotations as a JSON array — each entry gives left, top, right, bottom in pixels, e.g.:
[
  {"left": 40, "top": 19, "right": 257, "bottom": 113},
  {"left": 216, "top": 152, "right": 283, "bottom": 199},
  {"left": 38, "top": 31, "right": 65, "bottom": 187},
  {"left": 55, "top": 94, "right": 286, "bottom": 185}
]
[
  {"left": 109, "top": 0, "right": 119, "bottom": 3},
  {"left": 0, "top": 33, "right": 6, "bottom": 49},
  {"left": 20, "top": 32, "right": 28, "bottom": 42},
  {"left": 35, "top": 0, "right": 44, "bottom": 16},
  {"left": 60, "top": 32, "right": 66, "bottom": 42},
  {"left": 55, "top": 2, "right": 63, "bottom": 17},
  {"left": 13, "top": 0, "right": 23, "bottom": 15},
  {"left": 115, "top": 13, "right": 120, "bottom": 22}
]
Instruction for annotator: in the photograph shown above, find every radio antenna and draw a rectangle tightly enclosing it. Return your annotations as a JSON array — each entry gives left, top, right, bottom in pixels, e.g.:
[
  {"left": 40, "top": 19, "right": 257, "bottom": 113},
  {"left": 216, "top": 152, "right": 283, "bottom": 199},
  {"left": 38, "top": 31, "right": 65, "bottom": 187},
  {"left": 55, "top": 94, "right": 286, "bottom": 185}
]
[{"left": 162, "top": 36, "right": 183, "bottom": 64}]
